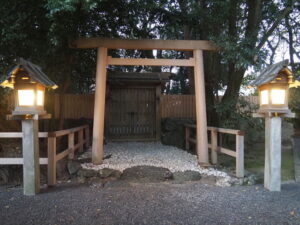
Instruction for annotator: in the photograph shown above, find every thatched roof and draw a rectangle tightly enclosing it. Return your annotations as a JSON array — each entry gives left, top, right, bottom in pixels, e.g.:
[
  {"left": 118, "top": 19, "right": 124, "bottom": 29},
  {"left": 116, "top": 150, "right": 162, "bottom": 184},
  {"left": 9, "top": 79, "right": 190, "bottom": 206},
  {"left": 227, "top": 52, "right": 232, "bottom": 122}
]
[
  {"left": 0, "top": 58, "right": 57, "bottom": 89},
  {"left": 251, "top": 60, "right": 290, "bottom": 87}
]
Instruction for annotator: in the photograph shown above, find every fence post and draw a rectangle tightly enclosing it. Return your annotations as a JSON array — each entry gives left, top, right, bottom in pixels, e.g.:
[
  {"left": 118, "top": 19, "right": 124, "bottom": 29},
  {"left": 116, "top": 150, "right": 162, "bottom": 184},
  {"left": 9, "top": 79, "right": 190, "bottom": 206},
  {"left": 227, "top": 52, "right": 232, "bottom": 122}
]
[
  {"left": 47, "top": 136, "right": 57, "bottom": 186},
  {"left": 236, "top": 134, "right": 244, "bottom": 178},
  {"left": 85, "top": 127, "right": 89, "bottom": 148},
  {"left": 79, "top": 129, "right": 84, "bottom": 153},
  {"left": 211, "top": 130, "right": 218, "bottom": 164},
  {"left": 185, "top": 126, "right": 190, "bottom": 150},
  {"left": 68, "top": 133, "right": 75, "bottom": 159}
]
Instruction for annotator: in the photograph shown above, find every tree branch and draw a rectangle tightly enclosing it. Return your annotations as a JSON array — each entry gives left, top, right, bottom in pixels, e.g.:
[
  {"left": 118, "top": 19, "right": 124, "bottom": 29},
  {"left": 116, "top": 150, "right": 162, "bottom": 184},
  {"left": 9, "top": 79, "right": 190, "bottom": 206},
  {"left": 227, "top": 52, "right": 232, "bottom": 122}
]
[{"left": 256, "top": 3, "right": 295, "bottom": 51}]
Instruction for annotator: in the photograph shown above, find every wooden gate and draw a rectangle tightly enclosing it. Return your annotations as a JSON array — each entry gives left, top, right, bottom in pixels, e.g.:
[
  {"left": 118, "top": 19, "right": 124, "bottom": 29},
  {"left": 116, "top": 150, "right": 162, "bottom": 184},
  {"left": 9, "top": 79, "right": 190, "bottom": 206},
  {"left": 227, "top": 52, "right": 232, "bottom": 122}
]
[{"left": 106, "top": 86, "right": 157, "bottom": 141}]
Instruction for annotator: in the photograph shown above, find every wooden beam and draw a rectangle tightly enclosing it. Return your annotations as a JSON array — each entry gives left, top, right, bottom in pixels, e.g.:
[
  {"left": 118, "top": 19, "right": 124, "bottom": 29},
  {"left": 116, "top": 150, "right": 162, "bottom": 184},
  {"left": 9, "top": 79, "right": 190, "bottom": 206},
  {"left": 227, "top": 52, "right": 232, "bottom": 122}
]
[
  {"left": 47, "top": 137, "right": 56, "bottom": 186},
  {"left": 85, "top": 127, "right": 90, "bottom": 148},
  {"left": 211, "top": 130, "right": 218, "bottom": 164},
  {"left": 92, "top": 47, "right": 107, "bottom": 165},
  {"left": 207, "top": 126, "right": 244, "bottom": 135},
  {"left": 78, "top": 129, "right": 84, "bottom": 152},
  {"left": 68, "top": 133, "right": 75, "bottom": 159},
  {"left": 107, "top": 56, "right": 195, "bottom": 67},
  {"left": 0, "top": 158, "right": 48, "bottom": 165},
  {"left": 156, "top": 85, "right": 161, "bottom": 141},
  {"left": 0, "top": 132, "right": 48, "bottom": 138},
  {"left": 185, "top": 127, "right": 190, "bottom": 150},
  {"left": 219, "top": 147, "right": 236, "bottom": 157},
  {"left": 71, "top": 38, "right": 218, "bottom": 51},
  {"left": 193, "top": 50, "right": 209, "bottom": 165}
]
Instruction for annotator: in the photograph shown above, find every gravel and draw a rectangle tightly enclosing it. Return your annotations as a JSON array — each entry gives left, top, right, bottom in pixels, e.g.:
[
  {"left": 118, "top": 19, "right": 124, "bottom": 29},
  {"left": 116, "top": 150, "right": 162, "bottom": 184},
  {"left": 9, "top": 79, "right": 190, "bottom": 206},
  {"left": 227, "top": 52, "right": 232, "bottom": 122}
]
[
  {"left": 0, "top": 182, "right": 300, "bottom": 225},
  {"left": 80, "top": 142, "right": 235, "bottom": 186}
]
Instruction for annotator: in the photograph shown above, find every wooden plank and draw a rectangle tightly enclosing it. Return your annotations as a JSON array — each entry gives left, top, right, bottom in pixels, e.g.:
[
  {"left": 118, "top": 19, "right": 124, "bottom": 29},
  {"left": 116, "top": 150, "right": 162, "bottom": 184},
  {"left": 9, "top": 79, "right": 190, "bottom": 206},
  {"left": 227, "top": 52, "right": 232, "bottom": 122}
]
[
  {"left": 156, "top": 85, "right": 161, "bottom": 141},
  {"left": 0, "top": 133, "right": 23, "bottom": 138},
  {"left": 58, "top": 143, "right": 82, "bottom": 161},
  {"left": 56, "top": 142, "right": 87, "bottom": 162},
  {"left": 56, "top": 149, "right": 70, "bottom": 161},
  {"left": 211, "top": 130, "right": 218, "bottom": 164},
  {"left": 85, "top": 127, "right": 90, "bottom": 148},
  {"left": 68, "top": 133, "right": 75, "bottom": 159},
  {"left": 107, "top": 56, "right": 195, "bottom": 67},
  {"left": 236, "top": 135, "right": 244, "bottom": 178},
  {"left": 0, "top": 158, "right": 48, "bottom": 165},
  {"left": 208, "top": 126, "right": 244, "bottom": 135},
  {"left": 92, "top": 47, "right": 107, "bottom": 164},
  {"left": 0, "top": 132, "right": 48, "bottom": 138},
  {"left": 71, "top": 38, "right": 219, "bottom": 51},
  {"left": 47, "top": 137, "right": 56, "bottom": 186},
  {"left": 185, "top": 127, "right": 190, "bottom": 150},
  {"left": 38, "top": 132, "right": 49, "bottom": 138},
  {"left": 219, "top": 147, "right": 237, "bottom": 157},
  {"left": 52, "top": 125, "right": 88, "bottom": 137},
  {"left": 194, "top": 49, "right": 209, "bottom": 165},
  {"left": 78, "top": 130, "right": 84, "bottom": 152}
]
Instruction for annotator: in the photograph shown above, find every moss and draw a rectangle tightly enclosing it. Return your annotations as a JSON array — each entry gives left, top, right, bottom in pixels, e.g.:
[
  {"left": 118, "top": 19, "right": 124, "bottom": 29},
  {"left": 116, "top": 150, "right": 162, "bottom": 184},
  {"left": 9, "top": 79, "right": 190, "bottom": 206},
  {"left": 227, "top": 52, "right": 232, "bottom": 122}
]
[
  {"left": 281, "top": 148, "right": 295, "bottom": 181},
  {"left": 218, "top": 143, "right": 295, "bottom": 181}
]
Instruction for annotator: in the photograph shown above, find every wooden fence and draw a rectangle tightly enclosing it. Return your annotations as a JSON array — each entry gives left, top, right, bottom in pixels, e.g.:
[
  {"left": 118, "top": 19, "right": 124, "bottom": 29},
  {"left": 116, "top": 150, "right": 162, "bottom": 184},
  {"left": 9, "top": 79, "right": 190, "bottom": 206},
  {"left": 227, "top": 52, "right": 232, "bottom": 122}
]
[
  {"left": 0, "top": 125, "right": 89, "bottom": 186},
  {"left": 3, "top": 93, "right": 259, "bottom": 119},
  {"left": 185, "top": 124, "right": 244, "bottom": 178}
]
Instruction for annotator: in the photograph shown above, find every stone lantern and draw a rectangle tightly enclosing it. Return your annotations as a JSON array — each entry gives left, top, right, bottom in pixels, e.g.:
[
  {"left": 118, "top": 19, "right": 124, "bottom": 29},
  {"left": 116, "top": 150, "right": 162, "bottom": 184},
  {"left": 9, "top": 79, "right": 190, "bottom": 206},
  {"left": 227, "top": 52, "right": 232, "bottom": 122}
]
[
  {"left": 252, "top": 59, "right": 293, "bottom": 116},
  {"left": 0, "top": 58, "right": 57, "bottom": 195},
  {"left": 251, "top": 60, "right": 298, "bottom": 191}
]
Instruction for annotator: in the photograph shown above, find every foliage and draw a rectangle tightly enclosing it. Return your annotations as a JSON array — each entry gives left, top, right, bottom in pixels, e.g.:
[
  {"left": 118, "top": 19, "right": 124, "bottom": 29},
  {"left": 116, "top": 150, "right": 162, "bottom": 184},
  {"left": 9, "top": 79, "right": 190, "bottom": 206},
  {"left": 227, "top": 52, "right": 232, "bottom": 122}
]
[
  {"left": 214, "top": 97, "right": 261, "bottom": 130},
  {"left": 0, "top": 0, "right": 299, "bottom": 127}
]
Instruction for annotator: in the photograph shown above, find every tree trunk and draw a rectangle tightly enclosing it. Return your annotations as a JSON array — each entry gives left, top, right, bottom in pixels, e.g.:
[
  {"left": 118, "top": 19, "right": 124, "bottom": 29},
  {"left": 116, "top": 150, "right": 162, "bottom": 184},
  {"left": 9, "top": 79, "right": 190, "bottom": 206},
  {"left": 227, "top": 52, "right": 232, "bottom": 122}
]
[{"left": 179, "top": 0, "right": 194, "bottom": 94}]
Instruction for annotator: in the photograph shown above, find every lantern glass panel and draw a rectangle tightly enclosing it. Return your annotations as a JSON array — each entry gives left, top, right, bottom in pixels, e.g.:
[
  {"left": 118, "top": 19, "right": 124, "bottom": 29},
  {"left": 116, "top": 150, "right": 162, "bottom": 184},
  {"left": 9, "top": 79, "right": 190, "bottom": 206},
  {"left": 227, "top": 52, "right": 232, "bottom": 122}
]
[
  {"left": 261, "top": 90, "right": 269, "bottom": 105},
  {"left": 271, "top": 89, "right": 285, "bottom": 105},
  {"left": 18, "top": 90, "right": 35, "bottom": 106},
  {"left": 37, "top": 90, "right": 44, "bottom": 106}
]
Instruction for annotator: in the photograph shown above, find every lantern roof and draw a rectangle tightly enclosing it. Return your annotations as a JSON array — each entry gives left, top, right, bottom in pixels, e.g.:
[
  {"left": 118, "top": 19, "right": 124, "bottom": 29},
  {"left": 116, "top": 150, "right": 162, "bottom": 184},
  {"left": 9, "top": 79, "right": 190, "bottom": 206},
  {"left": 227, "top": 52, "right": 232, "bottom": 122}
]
[
  {"left": 0, "top": 58, "right": 58, "bottom": 89},
  {"left": 251, "top": 60, "right": 291, "bottom": 87}
]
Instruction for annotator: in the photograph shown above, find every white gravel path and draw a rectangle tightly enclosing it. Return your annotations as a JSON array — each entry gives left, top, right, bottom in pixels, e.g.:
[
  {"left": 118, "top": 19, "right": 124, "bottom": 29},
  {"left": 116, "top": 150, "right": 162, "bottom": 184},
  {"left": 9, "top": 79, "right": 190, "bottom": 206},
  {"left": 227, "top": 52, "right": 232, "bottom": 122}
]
[{"left": 80, "top": 142, "right": 235, "bottom": 186}]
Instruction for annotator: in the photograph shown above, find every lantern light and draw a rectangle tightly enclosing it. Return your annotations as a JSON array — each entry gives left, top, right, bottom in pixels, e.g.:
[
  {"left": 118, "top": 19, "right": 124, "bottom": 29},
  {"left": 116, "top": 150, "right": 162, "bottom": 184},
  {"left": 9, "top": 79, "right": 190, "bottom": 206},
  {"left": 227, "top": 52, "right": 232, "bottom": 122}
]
[
  {"left": 251, "top": 60, "right": 299, "bottom": 115},
  {"left": 0, "top": 58, "right": 57, "bottom": 116}
]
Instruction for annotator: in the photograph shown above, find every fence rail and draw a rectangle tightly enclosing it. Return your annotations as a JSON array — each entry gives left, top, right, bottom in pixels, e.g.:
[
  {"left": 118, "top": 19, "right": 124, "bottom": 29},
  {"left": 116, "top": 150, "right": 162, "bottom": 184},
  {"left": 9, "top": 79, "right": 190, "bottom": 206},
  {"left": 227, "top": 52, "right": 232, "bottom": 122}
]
[
  {"left": 185, "top": 124, "right": 244, "bottom": 178},
  {"left": 3, "top": 93, "right": 259, "bottom": 120},
  {"left": 0, "top": 125, "right": 89, "bottom": 186}
]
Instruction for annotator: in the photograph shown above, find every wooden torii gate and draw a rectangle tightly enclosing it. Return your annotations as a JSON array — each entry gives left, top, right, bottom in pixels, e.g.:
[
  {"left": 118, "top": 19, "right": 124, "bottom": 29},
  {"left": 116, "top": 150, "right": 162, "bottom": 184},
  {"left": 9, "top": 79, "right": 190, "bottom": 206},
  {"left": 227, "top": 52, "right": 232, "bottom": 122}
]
[{"left": 71, "top": 38, "right": 218, "bottom": 166}]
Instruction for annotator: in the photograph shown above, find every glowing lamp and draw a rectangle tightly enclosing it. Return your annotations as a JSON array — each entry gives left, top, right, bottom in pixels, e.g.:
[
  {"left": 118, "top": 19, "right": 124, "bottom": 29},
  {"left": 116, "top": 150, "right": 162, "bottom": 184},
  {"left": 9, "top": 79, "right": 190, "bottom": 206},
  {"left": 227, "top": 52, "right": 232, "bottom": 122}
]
[
  {"left": 251, "top": 60, "right": 297, "bottom": 115},
  {"left": 0, "top": 58, "right": 57, "bottom": 115},
  {"left": 257, "top": 78, "right": 289, "bottom": 114}
]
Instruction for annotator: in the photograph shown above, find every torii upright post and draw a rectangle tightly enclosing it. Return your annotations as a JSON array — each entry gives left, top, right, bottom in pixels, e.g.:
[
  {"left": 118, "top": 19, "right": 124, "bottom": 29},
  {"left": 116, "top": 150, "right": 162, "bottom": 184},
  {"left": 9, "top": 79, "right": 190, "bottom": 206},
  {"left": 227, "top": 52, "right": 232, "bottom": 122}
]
[
  {"left": 193, "top": 49, "right": 209, "bottom": 165},
  {"left": 92, "top": 47, "right": 108, "bottom": 164}
]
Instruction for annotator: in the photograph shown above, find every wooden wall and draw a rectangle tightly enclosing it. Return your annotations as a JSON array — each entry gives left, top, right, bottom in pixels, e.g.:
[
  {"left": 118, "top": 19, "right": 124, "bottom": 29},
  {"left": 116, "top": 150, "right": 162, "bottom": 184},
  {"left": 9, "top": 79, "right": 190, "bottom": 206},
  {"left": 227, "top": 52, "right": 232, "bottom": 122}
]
[{"left": 2, "top": 93, "right": 258, "bottom": 119}]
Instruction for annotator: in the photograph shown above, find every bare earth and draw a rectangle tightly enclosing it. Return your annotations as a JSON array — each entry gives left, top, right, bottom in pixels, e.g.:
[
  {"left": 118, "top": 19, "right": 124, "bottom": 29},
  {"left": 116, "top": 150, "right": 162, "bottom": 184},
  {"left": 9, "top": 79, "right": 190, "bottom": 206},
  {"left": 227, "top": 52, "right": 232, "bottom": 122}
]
[{"left": 0, "top": 181, "right": 300, "bottom": 225}]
